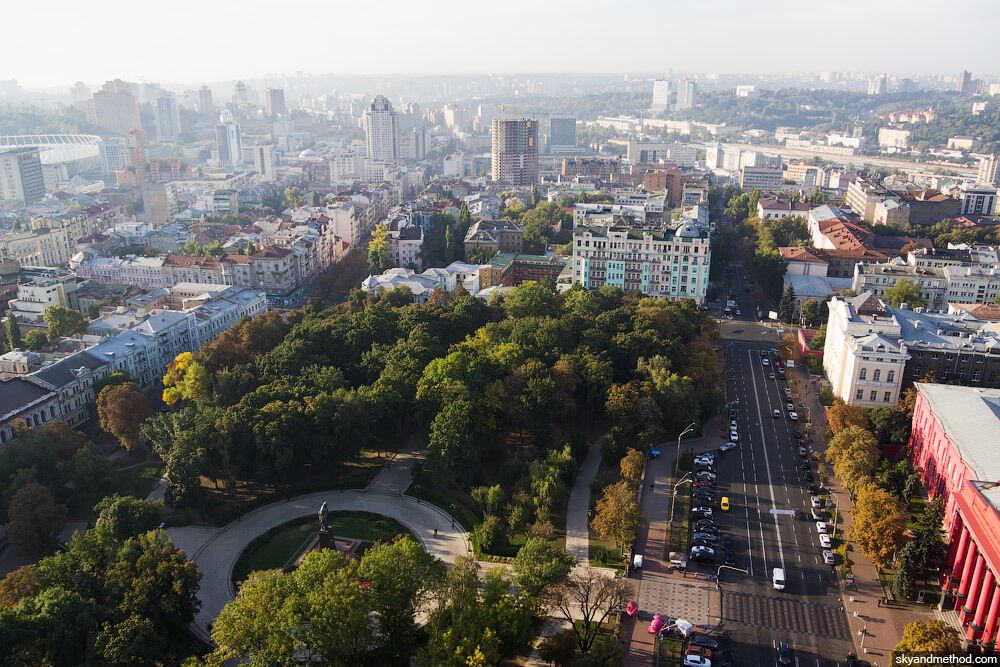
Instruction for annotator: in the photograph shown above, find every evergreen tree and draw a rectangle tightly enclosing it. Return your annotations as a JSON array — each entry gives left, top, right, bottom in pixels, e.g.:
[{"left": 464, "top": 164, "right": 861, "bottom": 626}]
[
  {"left": 6, "top": 313, "right": 21, "bottom": 350},
  {"left": 778, "top": 283, "right": 797, "bottom": 323}
]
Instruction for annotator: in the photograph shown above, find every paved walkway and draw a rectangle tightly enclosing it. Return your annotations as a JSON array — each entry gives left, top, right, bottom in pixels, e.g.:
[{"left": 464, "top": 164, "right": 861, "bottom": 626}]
[
  {"left": 166, "top": 455, "right": 470, "bottom": 643},
  {"left": 624, "top": 424, "right": 724, "bottom": 667},
  {"left": 788, "top": 350, "right": 929, "bottom": 662},
  {"left": 566, "top": 436, "right": 604, "bottom": 565}
]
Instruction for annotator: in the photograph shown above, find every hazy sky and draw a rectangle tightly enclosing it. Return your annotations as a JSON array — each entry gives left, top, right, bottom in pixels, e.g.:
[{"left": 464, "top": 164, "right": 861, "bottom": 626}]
[{"left": 7, "top": 0, "right": 999, "bottom": 88}]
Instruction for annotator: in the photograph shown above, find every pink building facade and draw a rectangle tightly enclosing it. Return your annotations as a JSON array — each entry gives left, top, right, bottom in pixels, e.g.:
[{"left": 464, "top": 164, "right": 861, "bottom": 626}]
[{"left": 908, "top": 383, "right": 1000, "bottom": 645}]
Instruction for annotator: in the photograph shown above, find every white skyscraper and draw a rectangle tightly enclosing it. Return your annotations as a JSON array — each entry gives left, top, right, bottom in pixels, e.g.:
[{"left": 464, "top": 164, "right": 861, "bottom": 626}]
[
  {"left": 154, "top": 94, "right": 182, "bottom": 142},
  {"left": 676, "top": 79, "right": 698, "bottom": 110},
  {"left": 0, "top": 148, "right": 45, "bottom": 204},
  {"left": 363, "top": 95, "right": 399, "bottom": 161},
  {"left": 243, "top": 144, "right": 276, "bottom": 181},
  {"left": 652, "top": 79, "right": 673, "bottom": 109},
  {"left": 215, "top": 110, "right": 243, "bottom": 169}
]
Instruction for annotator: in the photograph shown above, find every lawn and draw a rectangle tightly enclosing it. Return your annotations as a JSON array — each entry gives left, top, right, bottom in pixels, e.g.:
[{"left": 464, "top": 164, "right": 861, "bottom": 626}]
[
  {"left": 197, "top": 451, "right": 388, "bottom": 526},
  {"left": 589, "top": 526, "right": 626, "bottom": 570},
  {"left": 115, "top": 463, "right": 164, "bottom": 499},
  {"left": 232, "top": 511, "right": 411, "bottom": 584}
]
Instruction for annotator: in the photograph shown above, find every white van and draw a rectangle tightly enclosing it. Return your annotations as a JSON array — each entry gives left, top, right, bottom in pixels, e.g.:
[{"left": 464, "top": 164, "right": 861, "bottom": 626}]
[{"left": 772, "top": 567, "right": 786, "bottom": 591}]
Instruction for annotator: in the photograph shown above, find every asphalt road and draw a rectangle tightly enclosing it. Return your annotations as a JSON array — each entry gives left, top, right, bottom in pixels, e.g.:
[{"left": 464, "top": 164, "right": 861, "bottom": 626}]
[{"left": 683, "top": 269, "right": 857, "bottom": 665}]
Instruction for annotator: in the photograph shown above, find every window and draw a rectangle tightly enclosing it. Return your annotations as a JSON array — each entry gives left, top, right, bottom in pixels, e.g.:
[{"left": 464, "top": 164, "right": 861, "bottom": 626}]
[
  {"left": 884, "top": 392, "right": 891, "bottom": 402},
  {"left": 870, "top": 391, "right": 877, "bottom": 402},
  {"left": 859, "top": 368, "right": 867, "bottom": 380},
  {"left": 873, "top": 369, "right": 881, "bottom": 382},
  {"left": 856, "top": 389, "right": 864, "bottom": 400},
  {"left": 887, "top": 370, "right": 895, "bottom": 383}
]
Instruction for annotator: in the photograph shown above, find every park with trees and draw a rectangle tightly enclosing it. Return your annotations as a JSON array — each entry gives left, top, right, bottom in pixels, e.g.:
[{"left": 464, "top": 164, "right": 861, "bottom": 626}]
[
  {"left": 0, "top": 279, "right": 723, "bottom": 664},
  {"left": 822, "top": 393, "right": 946, "bottom": 603}
]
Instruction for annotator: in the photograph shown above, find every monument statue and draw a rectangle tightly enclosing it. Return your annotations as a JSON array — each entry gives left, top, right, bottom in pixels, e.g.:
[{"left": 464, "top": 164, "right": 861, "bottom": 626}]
[{"left": 318, "top": 501, "right": 329, "bottom": 531}]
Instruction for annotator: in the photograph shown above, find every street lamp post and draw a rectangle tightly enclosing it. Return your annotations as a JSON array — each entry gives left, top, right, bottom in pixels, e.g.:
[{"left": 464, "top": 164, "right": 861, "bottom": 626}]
[
  {"left": 675, "top": 422, "right": 697, "bottom": 474},
  {"left": 668, "top": 472, "right": 693, "bottom": 527}
]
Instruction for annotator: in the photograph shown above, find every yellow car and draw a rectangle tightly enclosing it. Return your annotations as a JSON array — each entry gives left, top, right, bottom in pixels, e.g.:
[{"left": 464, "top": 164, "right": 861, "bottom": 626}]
[{"left": 721, "top": 496, "right": 730, "bottom": 511}]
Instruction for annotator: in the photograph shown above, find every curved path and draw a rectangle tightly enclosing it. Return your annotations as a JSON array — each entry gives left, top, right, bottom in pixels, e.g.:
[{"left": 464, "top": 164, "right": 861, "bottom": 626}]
[{"left": 166, "top": 453, "right": 470, "bottom": 643}]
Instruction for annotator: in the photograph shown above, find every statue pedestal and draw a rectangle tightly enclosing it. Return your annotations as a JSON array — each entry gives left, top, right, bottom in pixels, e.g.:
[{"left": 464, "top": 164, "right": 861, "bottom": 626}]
[{"left": 317, "top": 528, "right": 337, "bottom": 551}]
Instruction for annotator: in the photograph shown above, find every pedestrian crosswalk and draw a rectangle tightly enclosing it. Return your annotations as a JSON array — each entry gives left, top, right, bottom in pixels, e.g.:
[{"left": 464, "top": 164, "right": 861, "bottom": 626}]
[{"left": 722, "top": 591, "right": 851, "bottom": 640}]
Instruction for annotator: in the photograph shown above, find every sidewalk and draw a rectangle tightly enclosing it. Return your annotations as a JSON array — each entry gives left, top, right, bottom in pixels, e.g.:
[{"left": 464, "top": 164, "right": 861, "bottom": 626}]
[
  {"left": 566, "top": 436, "right": 604, "bottom": 565},
  {"left": 788, "top": 354, "right": 929, "bottom": 662},
  {"left": 623, "top": 421, "right": 724, "bottom": 667}
]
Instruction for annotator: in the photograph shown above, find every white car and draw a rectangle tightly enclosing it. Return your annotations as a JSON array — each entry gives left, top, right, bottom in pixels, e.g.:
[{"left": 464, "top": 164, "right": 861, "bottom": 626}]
[
  {"left": 810, "top": 496, "right": 823, "bottom": 509},
  {"left": 786, "top": 403, "right": 794, "bottom": 412},
  {"left": 772, "top": 409, "right": 780, "bottom": 418},
  {"left": 769, "top": 372, "right": 776, "bottom": 379},
  {"left": 816, "top": 521, "right": 828, "bottom": 535},
  {"left": 730, "top": 420, "right": 738, "bottom": 430},
  {"left": 683, "top": 657, "right": 712, "bottom": 667},
  {"left": 784, "top": 388, "right": 792, "bottom": 398},
  {"left": 819, "top": 534, "right": 832, "bottom": 549},
  {"left": 729, "top": 430, "right": 739, "bottom": 442},
  {"left": 720, "top": 442, "right": 737, "bottom": 452},
  {"left": 822, "top": 550, "right": 836, "bottom": 565},
  {"left": 789, "top": 412, "right": 799, "bottom": 421},
  {"left": 762, "top": 358, "right": 770, "bottom": 366}
]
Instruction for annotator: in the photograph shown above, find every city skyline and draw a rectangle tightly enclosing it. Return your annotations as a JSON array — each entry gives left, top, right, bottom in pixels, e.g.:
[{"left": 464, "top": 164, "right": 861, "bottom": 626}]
[{"left": 4, "top": 0, "right": 999, "bottom": 88}]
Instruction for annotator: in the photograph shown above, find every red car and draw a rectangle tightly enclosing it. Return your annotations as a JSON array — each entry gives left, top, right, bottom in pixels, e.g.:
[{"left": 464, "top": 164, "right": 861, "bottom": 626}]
[
  {"left": 686, "top": 646, "right": 713, "bottom": 658},
  {"left": 693, "top": 480, "right": 714, "bottom": 489}
]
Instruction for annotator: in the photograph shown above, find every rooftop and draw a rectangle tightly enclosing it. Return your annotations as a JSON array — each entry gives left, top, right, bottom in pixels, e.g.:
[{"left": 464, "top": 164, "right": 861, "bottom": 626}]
[
  {"left": 916, "top": 383, "right": 1000, "bottom": 483},
  {"left": 0, "top": 378, "right": 55, "bottom": 418}
]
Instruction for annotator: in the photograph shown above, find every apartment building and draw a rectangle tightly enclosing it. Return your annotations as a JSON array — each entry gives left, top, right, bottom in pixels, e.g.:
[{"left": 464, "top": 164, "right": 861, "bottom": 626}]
[
  {"left": 738, "top": 166, "right": 783, "bottom": 190},
  {"left": 572, "top": 218, "right": 711, "bottom": 302},
  {"left": 0, "top": 284, "right": 267, "bottom": 445},
  {"left": 464, "top": 219, "right": 524, "bottom": 256},
  {"left": 757, "top": 198, "right": 812, "bottom": 221}
]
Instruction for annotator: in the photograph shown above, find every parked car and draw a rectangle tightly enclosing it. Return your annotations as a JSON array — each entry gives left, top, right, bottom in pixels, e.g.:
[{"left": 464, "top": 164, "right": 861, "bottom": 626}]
[
  {"left": 729, "top": 430, "right": 739, "bottom": 442},
  {"left": 789, "top": 412, "right": 799, "bottom": 421},
  {"left": 811, "top": 508, "right": 826, "bottom": 521},
  {"left": 689, "top": 635, "right": 720, "bottom": 650},
  {"left": 799, "top": 462, "right": 811, "bottom": 471},
  {"left": 692, "top": 532, "right": 718, "bottom": 543},
  {"left": 784, "top": 388, "right": 792, "bottom": 398},
  {"left": 720, "top": 441, "right": 737, "bottom": 453},
  {"left": 795, "top": 509, "right": 810, "bottom": 521},
  {"left": 786, "top": 403, "right": 795, "bottom": 412},
  {"left": 693, "top": 480, "right": 715, "bottom": 489},
  {"left": 797, "top": 446, "right": 808, "bottom": 457},
  {"left": 686, "top": 646, "right": 713, "bottom": 658},
  {"left": 810, "top": 496, "right": 824, "bottom": 509},
  {"left": 683, "top": 656, "right": 711, "bottom": 667},
  {"left": 689, "top": 546, "right": 715, "bottom": 561},
  {"left": 695, "top": 471, "right": 717, "bottom": 481},
  {"left": 691, "top": 506, "right": 713, "bottom": 518},
  {"left": 695, "top": 519, "right": 720, "bottom": 531},
  {"left": 816, "top": 521, "right": 828, "bottom": 535},
  {"left": 819, "top": 534, "right": 832, "bottom": 549},
  {"left": 823, "top": 550, "right": 836, "bottom": 565},
  {"left": 695, "top": 525, "right": 719, "bottom": 536}
]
